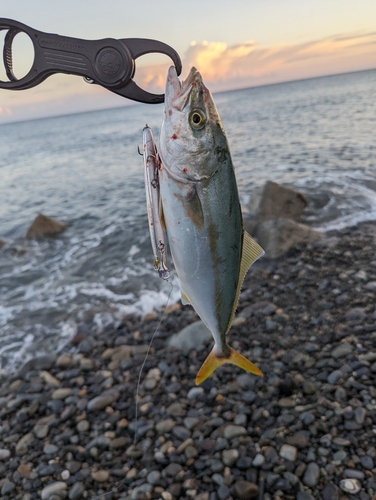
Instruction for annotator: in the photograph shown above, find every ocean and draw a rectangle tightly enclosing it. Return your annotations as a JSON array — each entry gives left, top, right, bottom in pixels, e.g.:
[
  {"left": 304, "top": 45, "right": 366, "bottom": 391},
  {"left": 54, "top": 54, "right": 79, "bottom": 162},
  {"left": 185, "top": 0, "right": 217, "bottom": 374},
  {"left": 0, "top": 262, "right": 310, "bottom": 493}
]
[{"left": 0, "top": 68, "right": 375, "bottom": 374}]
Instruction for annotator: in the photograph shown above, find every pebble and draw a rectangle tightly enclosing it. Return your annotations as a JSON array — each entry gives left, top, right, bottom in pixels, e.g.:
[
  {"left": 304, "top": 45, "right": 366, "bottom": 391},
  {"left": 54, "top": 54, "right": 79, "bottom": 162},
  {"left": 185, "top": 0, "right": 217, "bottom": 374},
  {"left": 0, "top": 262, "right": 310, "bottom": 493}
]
[
  {"left": 0, "top": 449, "right": 11, "bottom": 460},
  {"left": 91, "top": 470, "right": 109, "bottom": 482},
  {"left": 68, "top": 482, "right": 85, "bottom": 500},
  {"left": 223, "top": 425, "right": 247, "bottom": 440},
  {"left": 331, "top": 343, "right": 353, "bottom": 358},
  {"left": 222, "top": 449, "right": 239, "bottom": 467},
  {"left": 41, "top": 482, "right": 68, "bottom": 500},
  {"left": 147, "top": 470, "right": 161, "bottom": 485},
  {"left": 51, "top": 388, "right": 72, "bottom": 400},
  {"left": 303, "top": 462, "right": 320, "bottom": 487},
  {"left": 339, "top": 478, "right": 362, "bottom": 494},
  {"left": 43, "top": 443, "right": 58, "bottom": 454},
  {"left": 233, "top": 480, "right": 259, "bottom": 499},
  {"left": 187, "top": 387, "right": 204, "bottom": 399},
  {"left": 87, "top": 394, "right": 115, "bottom": 411},
  {"left": 1, "top": 481, "right": 16, "bottom": 495},
  {"left": 280, "top": 444, "right": 298, "bottom": 461}
]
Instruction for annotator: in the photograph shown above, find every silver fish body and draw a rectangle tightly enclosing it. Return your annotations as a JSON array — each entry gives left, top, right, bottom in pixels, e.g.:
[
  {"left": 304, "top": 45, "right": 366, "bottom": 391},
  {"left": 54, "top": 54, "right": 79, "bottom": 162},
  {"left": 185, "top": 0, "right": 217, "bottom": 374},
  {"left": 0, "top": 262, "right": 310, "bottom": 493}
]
[{"left": 158, "top": 66, "right": 264, "bottom": 384}]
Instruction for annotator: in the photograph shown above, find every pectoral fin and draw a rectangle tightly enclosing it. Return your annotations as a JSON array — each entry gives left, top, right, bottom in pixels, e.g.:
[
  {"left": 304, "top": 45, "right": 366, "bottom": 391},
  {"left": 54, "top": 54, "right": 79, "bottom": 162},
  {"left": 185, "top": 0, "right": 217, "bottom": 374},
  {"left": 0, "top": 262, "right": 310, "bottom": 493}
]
[{"left": 196, "top": 345, "right": 263, "bottom": 385}]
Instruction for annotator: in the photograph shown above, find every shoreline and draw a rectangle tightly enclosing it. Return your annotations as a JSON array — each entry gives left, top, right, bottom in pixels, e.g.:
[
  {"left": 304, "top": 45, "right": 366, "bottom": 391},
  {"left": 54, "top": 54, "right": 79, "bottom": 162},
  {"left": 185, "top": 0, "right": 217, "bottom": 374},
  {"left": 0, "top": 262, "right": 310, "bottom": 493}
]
[{"left": 0, "top": 221, "right": 375, "bottom": 499}]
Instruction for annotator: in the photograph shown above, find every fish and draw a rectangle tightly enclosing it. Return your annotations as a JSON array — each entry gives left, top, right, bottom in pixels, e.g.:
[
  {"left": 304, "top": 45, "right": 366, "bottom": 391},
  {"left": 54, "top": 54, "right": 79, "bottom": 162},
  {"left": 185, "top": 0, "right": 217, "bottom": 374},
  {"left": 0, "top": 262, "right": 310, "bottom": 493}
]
[{"left": 158, "top": 66, "right": 265, "bottom": 385}]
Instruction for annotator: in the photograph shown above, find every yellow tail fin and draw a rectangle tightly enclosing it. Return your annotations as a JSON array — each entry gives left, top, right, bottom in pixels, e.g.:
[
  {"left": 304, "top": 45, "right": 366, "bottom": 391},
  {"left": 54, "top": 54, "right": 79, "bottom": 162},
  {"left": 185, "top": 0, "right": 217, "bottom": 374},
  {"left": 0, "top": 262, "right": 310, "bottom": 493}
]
[{"left": 195, "top": 345, "right": 263, "bottom": 385}]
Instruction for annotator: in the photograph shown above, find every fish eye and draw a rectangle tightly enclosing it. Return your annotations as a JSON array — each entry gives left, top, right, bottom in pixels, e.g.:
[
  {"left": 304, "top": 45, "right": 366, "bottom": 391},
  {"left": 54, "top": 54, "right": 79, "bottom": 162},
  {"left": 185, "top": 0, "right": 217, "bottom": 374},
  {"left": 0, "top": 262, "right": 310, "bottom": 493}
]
[{"left": 189, "top": 109, "right": 206, "bottom": 130}]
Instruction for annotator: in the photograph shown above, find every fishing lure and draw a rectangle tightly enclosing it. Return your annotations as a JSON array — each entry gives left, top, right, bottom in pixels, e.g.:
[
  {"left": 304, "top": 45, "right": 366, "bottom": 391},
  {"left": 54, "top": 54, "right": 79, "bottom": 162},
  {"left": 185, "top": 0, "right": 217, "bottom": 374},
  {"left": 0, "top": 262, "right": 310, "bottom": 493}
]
[{"left": 142, "top": 125, "right": 170, "bottom": 280}]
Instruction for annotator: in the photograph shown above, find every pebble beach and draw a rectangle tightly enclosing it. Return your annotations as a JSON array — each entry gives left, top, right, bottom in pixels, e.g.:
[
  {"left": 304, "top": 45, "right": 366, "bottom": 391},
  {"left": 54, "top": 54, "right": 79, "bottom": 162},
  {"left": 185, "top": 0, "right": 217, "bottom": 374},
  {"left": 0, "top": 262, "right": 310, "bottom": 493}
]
[{"left": 0, "top": 221, "right": 375, "bottom": 500}]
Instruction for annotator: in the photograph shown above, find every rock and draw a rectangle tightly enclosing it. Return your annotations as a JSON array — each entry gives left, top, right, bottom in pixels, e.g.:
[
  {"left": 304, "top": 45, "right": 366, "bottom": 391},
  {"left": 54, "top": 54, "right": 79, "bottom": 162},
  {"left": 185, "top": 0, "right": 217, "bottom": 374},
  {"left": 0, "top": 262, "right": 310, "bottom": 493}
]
[
  {"left": 223, "top": 425, "right": 247, "bottom": 440},
  {"left": 147, "top": 470, "right": 161, "bottom": 485},
  {"left": 156, "top": 419, "right": 175, "bottom": 433},
  {"left": 52, "top": 388, "right": 72, "bottom": 400},
  {"left": 16, "top": 432, "right": 34, "bottom": 453},
  {"left": 26, "top": 213, "right": 67, "bottom": 239},
  {"left": 40, "top": 370, "right": 60, "bottom": 387},
  {"left": 41, "top": 482, "right": 68, "bottom": 499},
  {"left": 302, "top": 462, "right": 320, "bottom": 487},
  {"left": 247, "top": 181, "right": 307, "bottom": 223},
  {"left": 252, "top": 453, "right": 265, "bottom": 467},
  {"left": 1, "top": 481, "right": 16, "bottom": 495},
  {"left": 187, "top": 387, "right": 204, "bottom": 399},
  {"left": 255, "top": 218, "right": 322, "bottom": 258},
  {"left": 339, "top": 478, "right": 361, "bottom": 494},
  {"left": 68, "top": 482, "right": 85, "bottom": 500},
  {"left": 87, "top": 392, "right": 118, "bottom": 411},
  {"left": 286, "top": 433, "right": 309, "bottom": 449},
  {"left": 44, "top": 444, "right": 59, "bottom": 454},
  {"left": 322, "top": 482, "right": 340, "bottom": 500},
  {"left": 360, "top": 455, "right": 373, "bottom": 469},
  {"left": 331, "top": 343, "right": 353, "bottom": 358},
  {"left": 91, "top": 470, "right": 109, "bottom": 482},
  {"left": 222, "top": 449, "right": 239, "bottom": 467},
  {"left": 279, "top": 444, "right": 298, "bottom": 461},
  {"left": 232, "top": 480, "right": 259, "bottom": 499},
  {"left": 167, "top": 320, "right": 212, "bottom": 353},
  {"left": 164, "top": 463, "right": 182, "bottom": 477},
  {"left": 0, "top": 449, "right": 11, "bottom": 460}
]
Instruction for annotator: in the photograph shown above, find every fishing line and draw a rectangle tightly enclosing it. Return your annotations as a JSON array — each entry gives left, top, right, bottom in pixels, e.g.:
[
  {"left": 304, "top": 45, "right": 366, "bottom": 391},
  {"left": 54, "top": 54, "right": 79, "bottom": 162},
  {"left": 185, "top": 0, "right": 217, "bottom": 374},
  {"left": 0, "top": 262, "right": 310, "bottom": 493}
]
[{"left": 94, "top": 281, "right": 173, "bottom": 499}]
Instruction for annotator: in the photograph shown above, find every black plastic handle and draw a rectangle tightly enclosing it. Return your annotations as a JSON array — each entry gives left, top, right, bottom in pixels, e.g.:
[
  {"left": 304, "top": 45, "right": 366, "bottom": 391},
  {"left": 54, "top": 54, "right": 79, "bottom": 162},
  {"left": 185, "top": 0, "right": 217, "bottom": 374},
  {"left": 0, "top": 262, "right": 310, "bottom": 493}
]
[{"left": 0, "top": 18, "right": 182, "bottom": 104}]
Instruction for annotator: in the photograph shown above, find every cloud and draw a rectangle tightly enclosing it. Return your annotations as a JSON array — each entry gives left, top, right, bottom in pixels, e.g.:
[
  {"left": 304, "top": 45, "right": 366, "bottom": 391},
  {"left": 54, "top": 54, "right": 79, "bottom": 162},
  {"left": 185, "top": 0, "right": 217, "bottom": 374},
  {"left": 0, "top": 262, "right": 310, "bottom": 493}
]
[
  {"left": 180, "top": 32, "right": 376, "bottom": 91},
  {"left": 130, "top": 31, "right": 376, "bottom": 98}
]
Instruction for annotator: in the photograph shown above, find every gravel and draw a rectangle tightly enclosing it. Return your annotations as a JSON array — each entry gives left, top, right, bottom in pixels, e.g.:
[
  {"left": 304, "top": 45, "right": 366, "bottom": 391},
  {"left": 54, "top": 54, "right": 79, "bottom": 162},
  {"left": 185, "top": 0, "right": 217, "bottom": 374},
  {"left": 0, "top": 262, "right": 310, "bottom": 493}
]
[{"left": 0, "top": 221, "right": 375, "bottom": 499}]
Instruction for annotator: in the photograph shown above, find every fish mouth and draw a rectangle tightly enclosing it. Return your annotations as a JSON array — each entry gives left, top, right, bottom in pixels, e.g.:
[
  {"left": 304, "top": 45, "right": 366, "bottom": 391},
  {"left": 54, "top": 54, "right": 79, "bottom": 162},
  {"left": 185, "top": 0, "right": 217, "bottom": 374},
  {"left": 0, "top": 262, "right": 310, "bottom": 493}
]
[{"left": 166, "top": 66, "right": 202, "bottom": 112}]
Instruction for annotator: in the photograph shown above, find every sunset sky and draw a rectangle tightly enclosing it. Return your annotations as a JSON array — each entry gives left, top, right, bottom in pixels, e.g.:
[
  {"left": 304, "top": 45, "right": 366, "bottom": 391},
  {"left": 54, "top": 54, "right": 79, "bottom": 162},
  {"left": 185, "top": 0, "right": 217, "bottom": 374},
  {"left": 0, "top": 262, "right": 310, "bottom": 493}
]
[{"left": 1, "top": 0, "right": 376, "bottom": 123}]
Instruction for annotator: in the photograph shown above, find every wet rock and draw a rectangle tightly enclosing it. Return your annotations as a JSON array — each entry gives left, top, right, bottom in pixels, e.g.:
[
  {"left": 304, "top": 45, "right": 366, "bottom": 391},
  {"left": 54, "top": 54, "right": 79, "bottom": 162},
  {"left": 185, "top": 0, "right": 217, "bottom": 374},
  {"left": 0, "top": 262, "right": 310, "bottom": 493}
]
[
  {"left": 1, "top": 481, "right": 16, "bottom": 495},
  {"left": 322, "top": 482, "right": 340, "bottom": 500},
  {"left": 222, "top": 449, "right": 239, "bottom": 467},
  {"left": 247, "top": 181, "right": 307, "bottom": 223},
  {"left": 0, "top": 449, "right": 11, "bottom": 460},
  {"left": 255, "top": 218, "right": 322, "bottom": 258},
  {"left": 87, "top": 391, "right": 118, "bottom": 411},
  {"left": 26, "top": 213, "right": 67, "bottom": 239},
  {"left": 286, "top": 433, "right": 309, "bottom": 449},
  {"left": 223, "top": 425, "right": 247, "bottom": 440},
  {"left": 331, "top": 343, "right": 353, "bottom": 358},
  {"left": 167, "top": 320, "right": 212, "bottom": 353}
]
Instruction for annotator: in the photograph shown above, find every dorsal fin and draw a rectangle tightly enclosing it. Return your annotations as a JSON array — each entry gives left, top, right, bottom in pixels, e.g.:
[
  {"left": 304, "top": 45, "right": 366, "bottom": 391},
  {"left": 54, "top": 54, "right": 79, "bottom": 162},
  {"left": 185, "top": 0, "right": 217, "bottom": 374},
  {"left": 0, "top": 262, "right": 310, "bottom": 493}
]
[{"left": 225, "top": 231, "right": 264, "bottom": 333}]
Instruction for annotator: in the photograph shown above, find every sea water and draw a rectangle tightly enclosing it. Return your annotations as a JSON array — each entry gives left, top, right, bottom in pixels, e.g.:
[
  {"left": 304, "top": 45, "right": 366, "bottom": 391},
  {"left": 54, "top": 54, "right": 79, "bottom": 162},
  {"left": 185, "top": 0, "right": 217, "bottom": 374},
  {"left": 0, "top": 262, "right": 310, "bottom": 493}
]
[{"left": 0, "top": 69, "right": 375, "bottom": 373}]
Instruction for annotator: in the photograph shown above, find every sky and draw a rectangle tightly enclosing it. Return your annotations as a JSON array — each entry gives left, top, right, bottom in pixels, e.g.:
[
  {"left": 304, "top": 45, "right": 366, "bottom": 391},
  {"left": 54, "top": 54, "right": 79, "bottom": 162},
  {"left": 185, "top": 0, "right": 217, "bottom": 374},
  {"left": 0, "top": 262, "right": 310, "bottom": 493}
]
[{"left": 0, "top": 0, "right": 376, "bottom": 123}]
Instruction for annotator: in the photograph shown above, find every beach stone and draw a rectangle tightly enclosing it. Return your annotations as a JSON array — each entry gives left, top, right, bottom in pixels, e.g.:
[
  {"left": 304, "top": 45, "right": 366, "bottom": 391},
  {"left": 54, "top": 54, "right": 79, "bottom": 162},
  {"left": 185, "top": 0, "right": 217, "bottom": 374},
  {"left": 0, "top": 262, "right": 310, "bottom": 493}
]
[
  {"left": 297, "top": 493, "right": 315, "bottom": 500},
  {"left": 76, "top": 420, "right": 90, "bottom": 432},
  {"left": 40, "top": 370, "right": 60, "bottom": 387},
  {"left": 252, "top": 453, "right": 265, "bottom": 467},
  {"left": 345, "top": 307, "right": 366, "bottom": 321},
  {"left": 156, "top": 419, "right": 175, "bottom": 433},
  {"left": 232, "top": 480, "right": 259, "bottom": 498},
  {"left": 280, "top": 444, "right": 298, "bottom": 461},
  {"left": 44, "top": 444, "right": 59, "bottom": 454},
  {"left": 331, "top": 343, "right": 353, "bottom": 358},
  {"left": 223, "top": 425, "right": 247, "bottom": 440},
  {"left": 164, "top": 463, "right": 182, "bottom": 477},
  {"left": 255, "top": 218, "right": 322, "bottom": 258},
  {"left": 222, "top": 449, "right": 239, "bottom": 467},
  {"left": 26, "top": 213, "right": 67, "bottom": 239},
  {"left": 41, "top": 482, "right": 67, "bottom": 499},
  {"left": 286, "top": 433, "right": 309, "bottom": 449},
  {"left": 322, "top": 482, "right": 340, "bottom": 500},
  {"left": 247, "top": 181, "right": 307, "bottom": 222},
  {"left": 327, "top": 369, "right": 342, "bottom": 384},
  {"left": 339, "top": 478, "right": 361, "bottom": 494},
  {"left": 52, "top": 388, "right": 72, "bottom": 400},
  {"left": 147, "top": 470, "right": 161, "bottom": 485},
  {"left": 91, "top": 470, "right": 109, "bottom": 482},
  {"left": 56, "top": 355, "right": 72, "bottom": 368},
  {"left": 218, "top": 485, "right": 231, "bottom": 500},
  {"left": 167, "top": 320, "right": 212, "bottom": 353},
  {"left": 0, "top": 449, "right": 11, "bottom": 460},
  {"left": 187, "top": 387, "right": 204, "bottom": 399},
  {"left": 68, "top": 482, "right": 85, "bottom": 500},
  {"left": 16, "top": 432, "right": 34, "bottom": 453},
  {"left": 1, "top": 481, "right": 16, "bottom": 495},
  {"left": 87, "top": 393, "right": 116, "bottom": 411},
  {"left": 360, "top": 455, "right": 373, "bottom": 469},
  {"left": 303, "top": 462, "right": 320, "bottom": 487}
]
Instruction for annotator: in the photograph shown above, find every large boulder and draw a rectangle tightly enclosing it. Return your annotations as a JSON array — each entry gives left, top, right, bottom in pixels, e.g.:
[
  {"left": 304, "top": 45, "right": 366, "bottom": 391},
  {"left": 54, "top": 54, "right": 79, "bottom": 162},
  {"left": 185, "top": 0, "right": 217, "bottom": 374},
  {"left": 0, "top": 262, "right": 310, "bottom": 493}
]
[
  {"left": 247, "top": 181, "right": 307, "bottom": 223},
  {"left": 255, "top": 218, "right": 322, "bottom": 258},
  {"left": 26, "top": 214, "right": 67, "bottom": 239}
]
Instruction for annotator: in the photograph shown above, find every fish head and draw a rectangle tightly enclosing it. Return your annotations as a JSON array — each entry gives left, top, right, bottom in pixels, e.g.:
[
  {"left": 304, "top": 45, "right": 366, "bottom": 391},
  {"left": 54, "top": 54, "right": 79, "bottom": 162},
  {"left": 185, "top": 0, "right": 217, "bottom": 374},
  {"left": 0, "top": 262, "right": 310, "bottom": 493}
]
[{"left": 160, "top": 66, "right": 228, "bottom": 182}]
